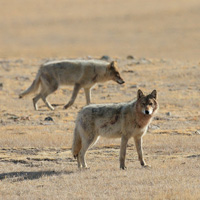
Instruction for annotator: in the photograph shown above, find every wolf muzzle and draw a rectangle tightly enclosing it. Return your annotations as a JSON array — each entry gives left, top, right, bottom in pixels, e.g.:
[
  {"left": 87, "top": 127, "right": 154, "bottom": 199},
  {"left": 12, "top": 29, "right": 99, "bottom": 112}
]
[{"left": 117, "top": 79, "right": 125, "bottom": 84}]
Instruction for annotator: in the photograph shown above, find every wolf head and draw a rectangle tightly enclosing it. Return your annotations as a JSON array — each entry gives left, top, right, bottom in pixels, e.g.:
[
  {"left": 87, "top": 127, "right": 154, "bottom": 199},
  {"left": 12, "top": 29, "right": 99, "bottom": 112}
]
[
  {"left": 108, "top": 61, "right": 125, "bottom": 84},
  {"left": 136, "top": 89, "right": 158, "bottom": 116}
]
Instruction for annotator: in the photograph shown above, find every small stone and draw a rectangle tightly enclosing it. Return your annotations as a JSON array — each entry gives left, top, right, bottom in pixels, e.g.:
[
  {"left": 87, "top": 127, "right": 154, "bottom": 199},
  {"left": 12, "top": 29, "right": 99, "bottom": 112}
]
[
  {"left": 154, "top": 116, "right": 163, "bottom": 120},
  {"left": 127, "top": 55, "right": 134, "bottom": 59},
  {"left": 100, "top": 55, "right": 111, "bottom": 61},
  {"left": 130, "top": 85, "right": 137, "bottom": 88},
  {"left": 166, "top": 112, "right": 171, "bottom": 116},
  {"left": 44, "top": 117, "right": 53, "bottom": 121}
]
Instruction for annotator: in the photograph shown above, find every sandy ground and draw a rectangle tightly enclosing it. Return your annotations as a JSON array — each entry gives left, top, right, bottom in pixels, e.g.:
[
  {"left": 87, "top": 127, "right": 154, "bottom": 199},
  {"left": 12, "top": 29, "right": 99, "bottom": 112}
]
[{"left": 0, "top": 0, "right": 200, "bottom": 199}]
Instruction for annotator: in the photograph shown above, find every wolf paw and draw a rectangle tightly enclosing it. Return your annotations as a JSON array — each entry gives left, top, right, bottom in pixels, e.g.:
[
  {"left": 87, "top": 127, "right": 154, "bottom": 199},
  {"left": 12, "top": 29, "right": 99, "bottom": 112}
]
[
  {"left": 143, "top": 164, "right": 151, "bottom": 168},
  {"left": 120, "top": 166, "right": 127, "bottom": 170}
]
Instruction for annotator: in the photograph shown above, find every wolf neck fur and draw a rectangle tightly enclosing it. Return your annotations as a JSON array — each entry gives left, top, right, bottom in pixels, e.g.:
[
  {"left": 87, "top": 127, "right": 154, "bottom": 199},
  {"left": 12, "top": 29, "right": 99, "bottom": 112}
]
[
  {"left": 93, "top": 66, "right": 110, "bottom": 83},
  {"left": 132, "top": 102, "right": 153, "bottom": 129}
]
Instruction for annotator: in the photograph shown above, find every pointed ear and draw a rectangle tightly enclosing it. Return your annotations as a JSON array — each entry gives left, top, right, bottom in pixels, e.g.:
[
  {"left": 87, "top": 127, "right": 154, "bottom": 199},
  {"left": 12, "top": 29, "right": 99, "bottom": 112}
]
[
  {"left": 108, "top": 61, "right": 116, "bottom": 69},
  {"left": 151, "top": 90, "right": 157, "bottom": 99},
  {"left": 137, "top": 89, "right": 144, "bottom": 100}
]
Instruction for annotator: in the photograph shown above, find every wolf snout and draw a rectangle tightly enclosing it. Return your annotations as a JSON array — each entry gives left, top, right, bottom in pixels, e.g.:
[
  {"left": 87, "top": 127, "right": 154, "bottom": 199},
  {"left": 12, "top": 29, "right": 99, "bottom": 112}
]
[{"left": 117, "top": 79, "right": 125, "bottom": 84}]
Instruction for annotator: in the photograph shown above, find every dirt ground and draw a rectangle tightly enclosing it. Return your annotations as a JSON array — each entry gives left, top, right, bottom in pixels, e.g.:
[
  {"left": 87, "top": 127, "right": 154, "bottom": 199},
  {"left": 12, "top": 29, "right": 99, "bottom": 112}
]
[{"left": 0, "top": 0, "right": 200, "bottom": 199}]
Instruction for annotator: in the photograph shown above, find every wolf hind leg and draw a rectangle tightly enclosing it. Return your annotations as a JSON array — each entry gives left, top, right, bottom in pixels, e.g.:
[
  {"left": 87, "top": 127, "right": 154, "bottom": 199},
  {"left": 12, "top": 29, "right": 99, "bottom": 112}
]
[
  {"left": 33, "top": 94, "right": 42, "bottom": 110},
  {"left": 38, "top": 77, "right": 58, "bottom": 110},
  {"left": 41, "top": 94, "right": 55, "bottom": 111},
  {"left": 79, "top": 135, "right": 98, "bottom": 169},
  {"left": 32, "top": 92, "right": 55, "bottom": 111},
  {"left": 32, "top": 78, "right": 58, "bottom": 110}
]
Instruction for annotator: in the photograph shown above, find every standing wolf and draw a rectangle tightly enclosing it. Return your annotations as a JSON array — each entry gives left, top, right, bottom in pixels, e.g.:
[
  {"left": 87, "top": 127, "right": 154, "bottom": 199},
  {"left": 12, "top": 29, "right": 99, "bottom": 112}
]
[
  {"left": 19, "top": 60, "right": 124, "bottom": 110},
  {"left": 72, "top": 89, "right": 158, "bottom": 169}
]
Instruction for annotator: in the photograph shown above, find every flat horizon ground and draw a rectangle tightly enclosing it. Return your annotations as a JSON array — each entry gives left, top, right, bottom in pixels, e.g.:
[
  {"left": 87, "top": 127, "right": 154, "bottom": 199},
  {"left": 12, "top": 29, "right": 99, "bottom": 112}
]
[{"left": 0, "top": 0, "right": 200, "bottom": 199}]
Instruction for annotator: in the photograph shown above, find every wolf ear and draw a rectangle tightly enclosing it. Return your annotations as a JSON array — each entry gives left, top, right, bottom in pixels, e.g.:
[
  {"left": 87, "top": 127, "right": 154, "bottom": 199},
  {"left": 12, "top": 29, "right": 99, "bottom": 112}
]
[
  {"left": 137, "top": 89, "right": 144, "bottom": 100},
  {"left": 108, "top": 61, "right": 116, "bottom": 69},
  {"left": 151, "top": 90, "right": 157, "bottom": 99}
]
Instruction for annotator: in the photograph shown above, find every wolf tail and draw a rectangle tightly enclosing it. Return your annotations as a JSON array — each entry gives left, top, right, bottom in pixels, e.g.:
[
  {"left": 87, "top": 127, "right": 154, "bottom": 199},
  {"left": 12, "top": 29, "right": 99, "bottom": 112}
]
[
  {"left": 19, "top": 69, "right": 41, "bottom": 98},
  {"left": 72, "top": 126, "right": 82, "bottom": 158}
]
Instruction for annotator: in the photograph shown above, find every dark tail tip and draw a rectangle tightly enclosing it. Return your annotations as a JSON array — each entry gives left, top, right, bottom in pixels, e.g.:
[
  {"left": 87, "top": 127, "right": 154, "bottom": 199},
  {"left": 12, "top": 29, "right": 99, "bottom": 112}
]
[{"left": 19, "top": 95, "right": 23, "bottom": 99}]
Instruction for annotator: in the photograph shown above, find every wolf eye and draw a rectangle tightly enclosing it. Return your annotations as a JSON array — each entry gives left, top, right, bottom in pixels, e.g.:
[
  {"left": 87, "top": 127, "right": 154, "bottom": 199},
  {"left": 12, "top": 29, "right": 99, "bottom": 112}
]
[{"left": 149, "top": 102, "right": 153, "bottom": 106}]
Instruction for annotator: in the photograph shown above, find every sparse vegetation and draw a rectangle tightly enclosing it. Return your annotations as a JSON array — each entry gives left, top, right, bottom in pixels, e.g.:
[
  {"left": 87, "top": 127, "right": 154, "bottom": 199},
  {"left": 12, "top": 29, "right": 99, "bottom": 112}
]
[{"left": 0, "top": 58, "right": 199, "bottom": 199}]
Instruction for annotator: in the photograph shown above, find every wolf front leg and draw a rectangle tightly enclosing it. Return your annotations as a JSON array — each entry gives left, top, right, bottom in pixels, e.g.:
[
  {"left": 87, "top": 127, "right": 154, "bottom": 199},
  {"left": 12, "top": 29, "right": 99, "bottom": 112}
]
[
  {"left": 84, "top": 87, "right": 91, "bottom": 105},
  {"left": 134, "top": 136, "right": 149, "bottom": 167},
  {"left": 119, "top": 136, "right": 129, "bottom": 169},
  {"left": 64, "top": 83, "right": 81, "bottom": 109}
]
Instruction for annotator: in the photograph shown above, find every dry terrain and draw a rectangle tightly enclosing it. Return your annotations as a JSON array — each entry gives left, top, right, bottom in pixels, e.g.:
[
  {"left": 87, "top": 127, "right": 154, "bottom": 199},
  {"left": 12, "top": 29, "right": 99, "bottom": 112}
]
[{"left": 0, "top": 0, "right": 200, "bottom": 200}]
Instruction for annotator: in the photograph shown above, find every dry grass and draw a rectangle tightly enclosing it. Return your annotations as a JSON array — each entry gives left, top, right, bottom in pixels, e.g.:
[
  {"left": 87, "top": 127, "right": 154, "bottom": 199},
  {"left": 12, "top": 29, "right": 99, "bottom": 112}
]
[
  {"left": 0, "top": 0, "right": 200, "bottom": 199},
  {"left": 0, "top": 58, "right": 200, "bottom": 200},
  {"left": 0, "top": 140, "right": 199, "bottom": 200}
]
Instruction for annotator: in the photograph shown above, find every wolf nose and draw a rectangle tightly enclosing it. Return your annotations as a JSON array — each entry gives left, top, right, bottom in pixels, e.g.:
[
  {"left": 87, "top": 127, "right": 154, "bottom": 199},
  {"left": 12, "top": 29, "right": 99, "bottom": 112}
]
[{"left": 145, "top": 110, "right": 149, "bottom": 115}]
